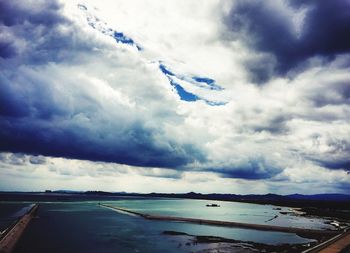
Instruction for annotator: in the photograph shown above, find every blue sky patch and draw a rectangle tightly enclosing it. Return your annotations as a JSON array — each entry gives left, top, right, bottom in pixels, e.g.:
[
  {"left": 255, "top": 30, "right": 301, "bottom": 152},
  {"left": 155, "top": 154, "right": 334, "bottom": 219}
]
[
  {"left": 79, "top": 4, "right": 142, "bottom": 51},
  {"left": 170, "top": 80, "right": 199, "bottom": 102},
  {"left": 159, "top": 64, "right": 175, "bottom": 76},
  {"left": 192, "top": 76, "right": 223, "bottom": 91},
  {"left": 158, "top": 63, "right": 225, "bottom": 105},
  {"left": 192, "top": 77, "right": 214, "bottom": 84}
]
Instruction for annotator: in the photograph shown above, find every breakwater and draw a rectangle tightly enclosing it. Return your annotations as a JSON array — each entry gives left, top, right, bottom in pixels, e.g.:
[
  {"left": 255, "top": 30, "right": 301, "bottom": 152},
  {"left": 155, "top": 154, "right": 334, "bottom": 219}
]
[
  {"left": 0, "top": 204, "right": 38, "bottom": 253},
  {"left": 100, "top": 204, "right": 338, "bottom": 238}
]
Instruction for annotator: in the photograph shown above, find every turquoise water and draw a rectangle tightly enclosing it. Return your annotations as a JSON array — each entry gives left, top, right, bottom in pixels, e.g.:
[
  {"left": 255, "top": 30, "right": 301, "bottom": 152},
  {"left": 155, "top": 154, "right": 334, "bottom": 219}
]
[
  {"left": 0, "top": 199, "right": 320, "bottom": 253},
  {"left": 109, "top": 198, "right": 334, "bottom": 230}
]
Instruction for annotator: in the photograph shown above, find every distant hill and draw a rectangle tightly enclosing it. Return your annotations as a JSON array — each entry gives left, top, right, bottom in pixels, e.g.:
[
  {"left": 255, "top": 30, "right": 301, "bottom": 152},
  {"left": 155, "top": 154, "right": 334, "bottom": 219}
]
[
  {"left": 285, "top": 193, "right": 350, "bottom": 201},
  {"left": 0, "top": 191, "right": 349, "bottom": 210}
]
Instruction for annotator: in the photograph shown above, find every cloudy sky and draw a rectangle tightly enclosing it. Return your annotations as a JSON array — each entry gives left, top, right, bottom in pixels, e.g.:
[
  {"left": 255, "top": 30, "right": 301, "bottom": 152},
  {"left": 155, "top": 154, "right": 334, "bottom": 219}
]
[{"left": 0, "top": 0, "right": 349, "bottom": 194}]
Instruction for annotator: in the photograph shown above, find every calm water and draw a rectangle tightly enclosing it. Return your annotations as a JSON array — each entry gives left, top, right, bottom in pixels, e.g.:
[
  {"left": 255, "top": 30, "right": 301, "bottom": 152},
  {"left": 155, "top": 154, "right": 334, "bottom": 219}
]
[
  {"left": 0, "top": 199, "right": 322, "bottom": 253},
  {"left": 0, "top": 202, "right": 32, "bottom": 231},
  {"left": 109, "top": 198, "right": 334, "bottom": 230}
]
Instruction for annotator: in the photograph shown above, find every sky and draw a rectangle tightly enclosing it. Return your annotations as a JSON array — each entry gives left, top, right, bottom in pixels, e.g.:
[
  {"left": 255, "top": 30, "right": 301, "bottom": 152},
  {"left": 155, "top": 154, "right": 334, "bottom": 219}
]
[{"left": 0, "top": 0, "right": 349, "bottom": 194}]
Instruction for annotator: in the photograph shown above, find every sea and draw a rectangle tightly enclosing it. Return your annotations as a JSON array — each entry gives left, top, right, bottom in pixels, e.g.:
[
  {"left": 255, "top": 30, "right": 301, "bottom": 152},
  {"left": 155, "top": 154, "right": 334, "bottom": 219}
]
[{"left": 0, "top": 197, "right": 333, "bottom": 253}]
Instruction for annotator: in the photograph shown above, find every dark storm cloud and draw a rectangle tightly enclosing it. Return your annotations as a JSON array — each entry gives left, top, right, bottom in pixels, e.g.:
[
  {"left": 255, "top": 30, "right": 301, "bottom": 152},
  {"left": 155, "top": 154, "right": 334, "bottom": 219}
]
[
  {"left": 0, "top": 110, "right": 204, "bottom": 168},
  {"left": 0, "top": 0, "right": 205, "bottom": 169},
  {"left": 225, "top": 0, "right": 350, "bottom": 82},
  {"left": 0, "top": 0, "right": 94, "bottom": 64},
  {"left": 307, "top": 134, "right": 350, "bottom": 171},
  {"left": 0, "top": 40, "right": 17, "bottom": 59},
  {"left": 317, "top": 160, "right": 350, "bottom": 171},
  {"left": 308, "top": 80, "right": 350, "bottom": 107},
  {"left": 2, "top": 0, "right": 348, "bottom": 185},
  {"left": 0, "top": 64, "right": 204, "bottom": 167},
  {"left": 206, "top": 158, "right": 282, "bottom": 180},
  {"left": 0, "top": 0, "right": 63, "bottom": 26},
  {"left": 0, "top": 65, "right": 78, "bottom": 119},
  {"left": 250, "top": 115, "right": 290, "bottom": 134},
  {"left": 0, "top": 0, "right": 66, "bottom": 60}
]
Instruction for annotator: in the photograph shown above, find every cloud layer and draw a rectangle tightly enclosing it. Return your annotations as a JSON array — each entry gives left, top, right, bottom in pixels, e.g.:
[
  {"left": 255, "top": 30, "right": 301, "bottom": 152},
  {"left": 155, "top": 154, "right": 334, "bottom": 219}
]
[
  {"left": 225, "top": 0, "right": 350, "bottom": 82},
  {"left": 0, "top": 0, "right": 349, "bottom": 193},
  {"left": 0, "top": 0, "right": 206, "bottom": 168}
]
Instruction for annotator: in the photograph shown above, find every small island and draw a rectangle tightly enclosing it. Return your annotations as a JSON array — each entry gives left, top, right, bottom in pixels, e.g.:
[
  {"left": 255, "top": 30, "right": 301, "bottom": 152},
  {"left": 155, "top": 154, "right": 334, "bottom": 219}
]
[{"left": 206, "top": 203, "right": 220, "bottom": 207}]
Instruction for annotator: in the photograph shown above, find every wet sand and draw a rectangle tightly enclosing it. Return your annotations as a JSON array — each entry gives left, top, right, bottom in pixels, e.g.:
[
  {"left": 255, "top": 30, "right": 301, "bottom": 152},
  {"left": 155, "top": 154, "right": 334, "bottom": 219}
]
[
  {"left": 162, "top": 230, "right": 313, "bottom": 253},
  {"left": 100, "top": 204, "right": 338, "bottom": 239},
  {"left": 0, "top": 204, "right": 38, "bottom": 253}
]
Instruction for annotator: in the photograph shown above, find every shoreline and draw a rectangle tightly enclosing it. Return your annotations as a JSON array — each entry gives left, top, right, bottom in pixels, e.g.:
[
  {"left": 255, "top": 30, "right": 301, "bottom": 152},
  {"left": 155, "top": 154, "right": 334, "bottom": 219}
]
[
  {"left": 99, "top": 204, "right": 338, "bottom": 239},
  {"left": 162, "top": 230, "right": 314, "bottom": 253},
  {"left": 0, "top": 204, "right": 38, "bottom": 253},
  {"left": 301, "top": 229, "right": 350, "bottom": 253},
  {"left": 101, "top": 203, "right": 350, "bottom": 252}
]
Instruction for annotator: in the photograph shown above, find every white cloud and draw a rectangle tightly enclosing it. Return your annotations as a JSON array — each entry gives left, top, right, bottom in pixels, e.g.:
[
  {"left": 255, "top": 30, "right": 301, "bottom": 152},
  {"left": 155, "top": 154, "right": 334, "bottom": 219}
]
[{"left": 0, "top": 0, "right": 349, "bottom": 193}]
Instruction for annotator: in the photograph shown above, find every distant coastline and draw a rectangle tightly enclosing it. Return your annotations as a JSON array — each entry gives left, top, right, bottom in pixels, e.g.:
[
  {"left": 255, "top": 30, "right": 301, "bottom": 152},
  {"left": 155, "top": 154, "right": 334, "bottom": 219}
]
[
  {"left": 1, "top": 191, "right": 350, "bottom": 207},
  {"left": 1, "top": 191, "right": 350, "bottom": 220},
  {"left": 1, "top": 193, "right": 349, "bottom": 253}
]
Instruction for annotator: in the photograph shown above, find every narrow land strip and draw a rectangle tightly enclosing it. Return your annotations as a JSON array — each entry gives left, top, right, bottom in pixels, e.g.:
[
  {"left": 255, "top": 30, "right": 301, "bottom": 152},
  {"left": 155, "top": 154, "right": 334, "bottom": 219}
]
[
  {"left": 0, "top": 204, "right": 38, "bottom": 253},
  {"left": 100, "top": 204, "right": 338, "bottom": 237},
  {"left": 319, "top": 232, "right": 350, "bottom": 253},
  {"left": 302, "top": 229, "right": 350, "bottom": 253}
]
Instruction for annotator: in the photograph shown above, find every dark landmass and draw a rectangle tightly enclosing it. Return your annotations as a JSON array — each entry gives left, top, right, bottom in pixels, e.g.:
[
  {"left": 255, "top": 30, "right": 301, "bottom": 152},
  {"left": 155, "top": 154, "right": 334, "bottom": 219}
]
[
  {"left": 162, "top": 230, "right": 313, "bottom": 253},
  {"left": 1, "top": 191, "right": 350, "bottom": 220}
]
